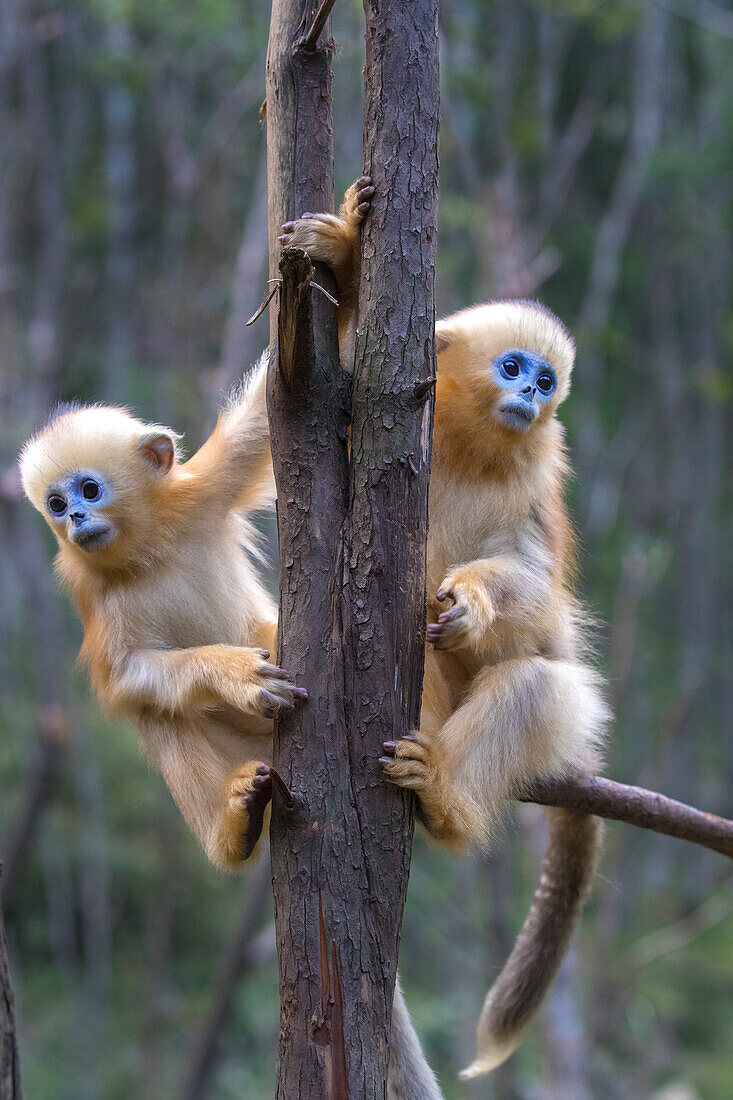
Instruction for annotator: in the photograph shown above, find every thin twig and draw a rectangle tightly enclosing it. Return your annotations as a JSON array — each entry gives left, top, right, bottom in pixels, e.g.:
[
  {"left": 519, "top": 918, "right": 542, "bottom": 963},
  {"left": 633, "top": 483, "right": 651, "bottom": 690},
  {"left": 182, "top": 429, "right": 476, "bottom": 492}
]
[
  {"left": 519, "top": 775, "right": 733, "bottom": 859},
  {"left": 302, "top": 0, "right": 337, "bottom": 50},
  {"left": 246, "top": 283, "right": 280, "bottom": 327},
  {"left": 310, "top": 281, "right": 338, "bottom": 307}
]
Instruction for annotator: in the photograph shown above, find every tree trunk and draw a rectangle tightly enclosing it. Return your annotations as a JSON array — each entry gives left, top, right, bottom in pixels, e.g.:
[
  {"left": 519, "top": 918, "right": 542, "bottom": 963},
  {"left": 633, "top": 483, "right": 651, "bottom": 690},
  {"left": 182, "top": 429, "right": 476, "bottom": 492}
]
[
  {"left": 0, "top": 871, "right": 22, "bottom": 1100},
  {"left": 264, "top": 0, "right": 439, "bottom": 1096}
]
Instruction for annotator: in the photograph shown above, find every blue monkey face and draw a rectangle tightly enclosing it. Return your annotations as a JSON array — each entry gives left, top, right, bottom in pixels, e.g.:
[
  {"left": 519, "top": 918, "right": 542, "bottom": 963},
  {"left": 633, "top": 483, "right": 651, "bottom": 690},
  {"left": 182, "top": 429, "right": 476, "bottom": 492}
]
[
  {"left": 491, "top": 349, "right": 558, "bottom": 432},
  {"left": 45, "top": 471, "right": 117, "bottom": 552}
]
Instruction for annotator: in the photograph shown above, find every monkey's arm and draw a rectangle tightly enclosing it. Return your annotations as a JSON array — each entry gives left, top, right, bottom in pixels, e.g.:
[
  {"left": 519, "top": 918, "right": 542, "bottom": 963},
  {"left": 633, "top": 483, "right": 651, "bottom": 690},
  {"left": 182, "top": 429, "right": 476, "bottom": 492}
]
[
  {"left": 279, "top": 177, "right": 373, "bottom": 370},
  {"left": 184, "top": 354, "right": 274, "bottom": 513},
  {"left": 107, "top": 644, "right": 306, "bottom": 718},
  {"left": 428, "top": 556, "right": 551, "bottom": 653}
]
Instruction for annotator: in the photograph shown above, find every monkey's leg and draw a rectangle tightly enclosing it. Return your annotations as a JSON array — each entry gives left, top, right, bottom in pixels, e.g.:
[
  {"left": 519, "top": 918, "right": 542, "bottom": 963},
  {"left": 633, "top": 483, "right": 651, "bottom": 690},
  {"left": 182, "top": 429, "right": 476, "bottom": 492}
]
[
  {"left": 383, "top": 656, "right": 608, "bottom": 848},
  {"left": 139, "top": 717, "right": 281, "bottom": 869}
]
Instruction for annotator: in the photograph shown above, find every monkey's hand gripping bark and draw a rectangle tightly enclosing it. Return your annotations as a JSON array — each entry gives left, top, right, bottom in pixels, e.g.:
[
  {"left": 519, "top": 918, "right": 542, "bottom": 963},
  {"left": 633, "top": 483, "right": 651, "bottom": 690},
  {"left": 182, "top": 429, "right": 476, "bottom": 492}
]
[{"left": 112, "top": 645, "right": 307, "bottom": 719}]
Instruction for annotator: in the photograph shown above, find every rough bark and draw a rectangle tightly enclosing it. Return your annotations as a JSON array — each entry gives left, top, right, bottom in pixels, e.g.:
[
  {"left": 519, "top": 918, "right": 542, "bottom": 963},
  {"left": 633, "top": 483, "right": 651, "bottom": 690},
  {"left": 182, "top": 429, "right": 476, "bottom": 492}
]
[
  {"left": 0, "top": 870, "right": 22, "bottom": 1100},
  {"left": 265, "top": 4, "right": 351, "bottom": 1098},
  {"left": 521, "top": 776, "right": 733, "bottom": 860},
  {"left": 265, "top": 0, "right": 439, "bottom": 1095}
]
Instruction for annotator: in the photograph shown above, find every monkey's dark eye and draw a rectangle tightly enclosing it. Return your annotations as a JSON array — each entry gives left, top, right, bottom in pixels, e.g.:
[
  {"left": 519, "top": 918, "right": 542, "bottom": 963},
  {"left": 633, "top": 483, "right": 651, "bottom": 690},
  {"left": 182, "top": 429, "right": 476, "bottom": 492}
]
[
  {"left": 81, "top": 478, "right": 101, "bottom": 501},
  {"left": 503, "top": 357, "right": 520, "bottom": 378},
  {"left": 47, "top": 495, "right": 67, "bottom": 516},
  {"left": 537, "top": 372, "right": 555, "bottom": 393}
]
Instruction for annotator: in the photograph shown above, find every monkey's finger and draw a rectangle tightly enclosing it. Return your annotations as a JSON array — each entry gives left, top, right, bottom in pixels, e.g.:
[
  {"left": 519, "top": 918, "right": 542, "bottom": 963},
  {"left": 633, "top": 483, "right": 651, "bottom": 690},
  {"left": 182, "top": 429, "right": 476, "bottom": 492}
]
[
  {"left": 427, "top": 623, "right": 448, "bottom": 641},
  {"left": 437, "top": 607, "right": 460, "bottom": 622},
  {"left": 436, "top": 587, "right": 454, "bottom": 602},
  {"left": 260, "top": 689, "right": 295, "bottom": 711},
  {"left": 380, "top": 765, "right": 426, "bottom": 788},
  {"left": 260, "top": 662, "right": 290, "bottom": 679},
  {"left": 281, "top": 221, "right": 297, "bottom": 233},
  {"left": 291, "top": 686, "right": 309, "bottom": 702},
  {"left": 257, "top": 649, "right": 271, "bottom": 659},
  {"left": 355, "top": 175, "right": 372, "bottom": 188}
]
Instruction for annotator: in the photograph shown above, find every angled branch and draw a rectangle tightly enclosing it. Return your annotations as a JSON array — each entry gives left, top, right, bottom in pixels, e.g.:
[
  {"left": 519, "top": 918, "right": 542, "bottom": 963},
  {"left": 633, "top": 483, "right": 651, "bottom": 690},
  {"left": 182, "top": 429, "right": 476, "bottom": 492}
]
[
  {"left": 301, "top": 0, "right": 337, "bottom": 51},
  {"left": 520, "top": 775, "right": 733, "bottom": 860}
]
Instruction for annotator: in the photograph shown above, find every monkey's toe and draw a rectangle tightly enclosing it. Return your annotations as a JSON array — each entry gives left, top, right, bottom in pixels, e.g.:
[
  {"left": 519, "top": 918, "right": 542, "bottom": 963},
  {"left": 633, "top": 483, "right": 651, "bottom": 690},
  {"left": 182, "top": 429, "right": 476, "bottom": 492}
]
[
  {"left": 228, "top": 765, "right": 273, "bottom": 860},
  {"left": 380, "top": 734, "right": 432, "bottom": 789}
]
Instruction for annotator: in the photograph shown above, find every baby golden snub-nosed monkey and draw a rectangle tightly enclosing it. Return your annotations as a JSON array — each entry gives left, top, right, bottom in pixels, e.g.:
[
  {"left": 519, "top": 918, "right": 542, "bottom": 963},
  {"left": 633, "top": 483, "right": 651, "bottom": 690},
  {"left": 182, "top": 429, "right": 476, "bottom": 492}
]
[
  {"left": 282, "top": 188, "right": 611, "bottom": 1078},
  {"left": 19, "top": 355, "right": 306, "bottom": 870}
]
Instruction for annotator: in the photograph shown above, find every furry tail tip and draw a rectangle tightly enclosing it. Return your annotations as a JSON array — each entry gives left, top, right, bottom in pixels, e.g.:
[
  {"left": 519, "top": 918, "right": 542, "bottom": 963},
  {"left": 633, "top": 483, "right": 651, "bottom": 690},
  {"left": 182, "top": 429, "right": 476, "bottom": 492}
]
[{"left": 458, "top": 1035, "right": 521, "bottom": 1079}]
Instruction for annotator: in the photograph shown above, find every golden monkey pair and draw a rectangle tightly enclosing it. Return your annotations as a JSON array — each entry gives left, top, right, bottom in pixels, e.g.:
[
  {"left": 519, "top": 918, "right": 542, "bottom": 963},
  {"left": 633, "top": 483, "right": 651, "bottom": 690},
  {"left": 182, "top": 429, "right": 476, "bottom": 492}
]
[{"left": 19, "top": 179, "right": 610, "bottom": 1088}]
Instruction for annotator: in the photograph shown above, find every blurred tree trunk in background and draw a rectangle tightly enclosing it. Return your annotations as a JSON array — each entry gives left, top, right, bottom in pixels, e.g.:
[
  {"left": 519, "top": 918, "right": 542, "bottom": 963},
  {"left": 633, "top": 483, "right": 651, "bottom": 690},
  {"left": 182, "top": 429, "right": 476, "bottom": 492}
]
[
  {"left": 0, "top": 878, "right": 22, "bottom": 1100},
  {"left": 103, "top": 10, "right": 136, "bottom": 403}
]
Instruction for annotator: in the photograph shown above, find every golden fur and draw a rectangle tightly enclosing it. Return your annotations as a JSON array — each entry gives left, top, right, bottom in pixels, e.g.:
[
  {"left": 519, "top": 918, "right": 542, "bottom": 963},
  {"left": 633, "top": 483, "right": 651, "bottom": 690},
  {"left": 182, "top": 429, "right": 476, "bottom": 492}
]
[
  {"left": 281, "top": 192, "right": 611, "bottom": 1077},
  {"left": 19, "top": 356, "right": 302, "bottom": 870}
]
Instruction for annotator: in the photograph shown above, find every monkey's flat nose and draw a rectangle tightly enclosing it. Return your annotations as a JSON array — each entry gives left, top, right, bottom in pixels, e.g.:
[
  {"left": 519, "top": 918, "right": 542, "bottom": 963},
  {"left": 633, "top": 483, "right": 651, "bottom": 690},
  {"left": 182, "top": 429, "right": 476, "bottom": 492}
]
[
  {"left": 521, "top": 384, "right": 533, "bottom": 395},
  {"left": 69, "top": 511, "right": 86, "bottom": 525}
]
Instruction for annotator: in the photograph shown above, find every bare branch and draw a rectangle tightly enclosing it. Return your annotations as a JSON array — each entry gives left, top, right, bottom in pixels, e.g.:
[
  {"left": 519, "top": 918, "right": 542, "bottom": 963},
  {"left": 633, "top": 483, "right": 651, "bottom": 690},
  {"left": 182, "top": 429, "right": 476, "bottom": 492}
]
[
  {"left": 302, "top": 0, "right": 337, "bottom": 51},
  {"left": 520, "top": 776, "right": 733, "bottom": 860}
]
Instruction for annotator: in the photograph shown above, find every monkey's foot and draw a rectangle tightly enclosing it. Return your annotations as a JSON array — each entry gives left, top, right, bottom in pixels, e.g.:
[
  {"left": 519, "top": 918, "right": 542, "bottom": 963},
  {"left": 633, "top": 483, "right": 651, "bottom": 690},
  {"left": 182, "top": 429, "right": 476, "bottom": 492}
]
[
  {"left": 224, "top": 763, "right": 294, "bottom": 862},
  {"left": 341, "top": 175, "right": 375, "bottom": 221},
  {"left": 278, "top": 177, "right": 374, "bottom": 256},
  {"left": 379, "top": 733, "right": 435, "bottom": 792},
  {"left": 428, "top": 573, "right": 494, "bottom": 652},
  {"left": 380, "top": 736, "right": 472, "bottom": 847}
]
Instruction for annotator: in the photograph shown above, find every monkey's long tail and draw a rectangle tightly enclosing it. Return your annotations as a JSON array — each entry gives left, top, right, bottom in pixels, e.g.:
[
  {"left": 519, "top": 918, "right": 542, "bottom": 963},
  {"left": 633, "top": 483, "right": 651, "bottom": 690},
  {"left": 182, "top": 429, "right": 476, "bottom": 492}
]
[
  {"left": 459, "top": 807, "right": 603, "bottom": 1080},
  {"left": 389, "top": 976, "right": 445, "bottom": 1100}
]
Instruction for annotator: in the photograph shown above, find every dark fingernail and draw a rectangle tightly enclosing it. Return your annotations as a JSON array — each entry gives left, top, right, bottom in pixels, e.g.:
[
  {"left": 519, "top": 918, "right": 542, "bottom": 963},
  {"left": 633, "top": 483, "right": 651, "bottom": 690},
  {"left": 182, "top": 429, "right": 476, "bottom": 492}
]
[{"left": 383, "top": 741, "right": 396, "bottom": 751}]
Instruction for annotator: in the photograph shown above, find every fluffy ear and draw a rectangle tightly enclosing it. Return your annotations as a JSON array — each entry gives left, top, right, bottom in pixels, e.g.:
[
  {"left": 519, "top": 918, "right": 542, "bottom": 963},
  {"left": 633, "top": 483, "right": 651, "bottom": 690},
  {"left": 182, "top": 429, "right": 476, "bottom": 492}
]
[
  {"left": 435, "top": 328, "right": 453, "bottom": 354},
  {"left": 138, "top": 431, "right": 177, "bottom": 473}
]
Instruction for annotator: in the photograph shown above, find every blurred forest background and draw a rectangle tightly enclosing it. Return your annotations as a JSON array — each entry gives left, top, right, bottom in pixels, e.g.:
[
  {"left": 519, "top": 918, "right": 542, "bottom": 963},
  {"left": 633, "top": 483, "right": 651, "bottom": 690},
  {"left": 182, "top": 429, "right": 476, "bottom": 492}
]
[{"left": 1, "top": 0, "right": 732, "bottom": 1097}]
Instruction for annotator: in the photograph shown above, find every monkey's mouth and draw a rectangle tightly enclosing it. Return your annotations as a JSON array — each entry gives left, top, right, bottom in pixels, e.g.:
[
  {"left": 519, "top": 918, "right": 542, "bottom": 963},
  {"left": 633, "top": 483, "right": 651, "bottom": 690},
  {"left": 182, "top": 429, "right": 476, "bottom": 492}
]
[
  {"left": 496, "top": 401, "right": 537, "bottom": 432},
  {"left": 70, "top": 523, "right": 115, "bottom": 552}
]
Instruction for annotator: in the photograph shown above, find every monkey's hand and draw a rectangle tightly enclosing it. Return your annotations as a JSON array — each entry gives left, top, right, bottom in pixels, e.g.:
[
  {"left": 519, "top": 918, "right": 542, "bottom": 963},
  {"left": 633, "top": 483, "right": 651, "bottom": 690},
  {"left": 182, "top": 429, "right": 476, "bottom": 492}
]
[
  {"left": 278, "top": 177, "right": 374, "bottom": 267},
  {"left": 427, "top": 570, "right": 495, "bottom": 652},
  {"left": 380, "top": 734, "right": 469, "bottom": 847},
  {"left": 209, "top": 647, "right": 308, "bottom": 719},
  {"left": 220, "top": 763, "right": 294, "bottom": 864}
]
